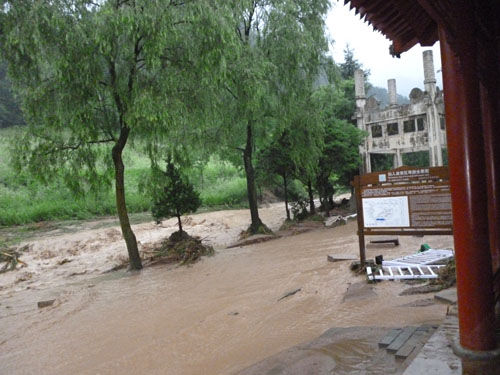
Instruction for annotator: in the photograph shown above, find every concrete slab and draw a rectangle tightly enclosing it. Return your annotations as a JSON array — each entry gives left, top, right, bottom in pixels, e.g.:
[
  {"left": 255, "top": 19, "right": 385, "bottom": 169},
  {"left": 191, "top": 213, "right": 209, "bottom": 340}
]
[
  {"left": 238, "top": 327, "right": 414, "bottom": 375},
  {"left": 402, "top": 315, "right": 461, "bottom": 375},
  {"left": 434, "top": 287, "right": 457, "bottom": 304},
  {"left": 387, "top": 326, "right": 418, "bottom": 353},
  {"left": 342, "top": 282, "right": 376, "bottom": 302},
  {"left": 327, "top": 254, "right": 357, "bottom": 262}
]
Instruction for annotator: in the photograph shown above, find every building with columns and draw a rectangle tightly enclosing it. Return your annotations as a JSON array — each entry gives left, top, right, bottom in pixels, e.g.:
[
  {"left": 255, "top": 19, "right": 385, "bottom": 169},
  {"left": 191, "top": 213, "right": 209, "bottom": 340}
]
[{"left": 354, "top": 50, "right": 447, "bottom": 173}]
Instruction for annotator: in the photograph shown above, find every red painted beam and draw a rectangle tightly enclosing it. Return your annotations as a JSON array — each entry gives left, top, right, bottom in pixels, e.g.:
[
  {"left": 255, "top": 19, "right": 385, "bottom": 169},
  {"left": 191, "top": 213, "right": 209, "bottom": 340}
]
[{"left": 439, "top": 25, "right": 497, "bottom": 351}]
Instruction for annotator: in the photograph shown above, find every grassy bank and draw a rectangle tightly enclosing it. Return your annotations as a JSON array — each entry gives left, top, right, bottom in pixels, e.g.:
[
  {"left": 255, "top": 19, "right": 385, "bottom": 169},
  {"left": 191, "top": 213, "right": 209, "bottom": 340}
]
[{"left": 0, "top": 127, "right": 248, "bottom": 226}]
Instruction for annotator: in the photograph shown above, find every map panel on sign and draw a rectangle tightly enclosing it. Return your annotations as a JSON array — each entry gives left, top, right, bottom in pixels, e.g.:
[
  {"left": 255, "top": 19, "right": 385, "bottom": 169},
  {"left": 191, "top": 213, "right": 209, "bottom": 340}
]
[{"left": 362, "top": 196, "right": 410, "bottom": 228}]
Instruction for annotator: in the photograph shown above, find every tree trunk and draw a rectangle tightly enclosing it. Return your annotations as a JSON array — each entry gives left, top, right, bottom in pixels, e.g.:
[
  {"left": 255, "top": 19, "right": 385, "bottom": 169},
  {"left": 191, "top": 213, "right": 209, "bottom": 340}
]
[
  {"left": 112, "top": 127, "right": 142, "bottom": 270},
  {"left": 323, "top": 194, "right": 330, "bottom": 217},
  {"left": 243, "top": 122, "right": 262, "bottom": 233},
  {"left": 177, "top": 213, "right": 183, "bottom": 233},
  {"left": 307, "top": 179, "right": 315, "bottom": 214},
  {"left": 283, "top": 173, "right": 290, "bottom": 220},
  {"left": 349, "top": 184, "right": 357, "bottom": 212}
]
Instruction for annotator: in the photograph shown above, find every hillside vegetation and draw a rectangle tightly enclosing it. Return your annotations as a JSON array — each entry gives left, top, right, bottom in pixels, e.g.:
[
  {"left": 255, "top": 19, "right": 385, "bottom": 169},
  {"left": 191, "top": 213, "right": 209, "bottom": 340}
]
[{"left": 0, "top": 127, "right": 248, "bottom": 226}]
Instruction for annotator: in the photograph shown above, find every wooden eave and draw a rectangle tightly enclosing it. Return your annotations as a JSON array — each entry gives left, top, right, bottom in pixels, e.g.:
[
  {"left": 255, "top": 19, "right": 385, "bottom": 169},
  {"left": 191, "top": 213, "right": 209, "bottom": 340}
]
[{"left": 344, "top": 0, "right": 439, "bottom": 56}]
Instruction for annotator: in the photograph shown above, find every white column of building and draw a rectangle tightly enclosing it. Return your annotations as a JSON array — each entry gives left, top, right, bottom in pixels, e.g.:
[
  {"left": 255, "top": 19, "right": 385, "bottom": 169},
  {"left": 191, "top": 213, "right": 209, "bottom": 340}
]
[
  {"left": 354, "top": 69, "right": 370, "bottom": 173},
  {"left": 423, "top": 50, "right": 443, "bottom": 166}
]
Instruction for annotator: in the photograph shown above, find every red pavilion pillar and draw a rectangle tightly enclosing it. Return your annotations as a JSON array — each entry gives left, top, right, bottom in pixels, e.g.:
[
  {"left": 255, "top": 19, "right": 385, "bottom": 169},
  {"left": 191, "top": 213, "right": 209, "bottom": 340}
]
[{"left": 439, "top": 26, "right": 497, "bottom": 351}]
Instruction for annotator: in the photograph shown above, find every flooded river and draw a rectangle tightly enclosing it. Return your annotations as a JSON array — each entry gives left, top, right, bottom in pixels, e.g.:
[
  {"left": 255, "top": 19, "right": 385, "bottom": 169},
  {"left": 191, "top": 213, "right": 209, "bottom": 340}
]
[{"left": 0, "top": 209, "right": 454, "bottom": 374}]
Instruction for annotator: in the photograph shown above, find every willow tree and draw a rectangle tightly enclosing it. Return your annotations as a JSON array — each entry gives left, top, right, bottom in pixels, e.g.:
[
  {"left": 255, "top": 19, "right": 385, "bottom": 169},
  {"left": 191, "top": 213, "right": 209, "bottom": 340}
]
[
  {"left": 218, "top": 0, "right": 329, "bottom": 234},
  {"left": 0, "top": 0, "right": 234, "bottom": 269}
]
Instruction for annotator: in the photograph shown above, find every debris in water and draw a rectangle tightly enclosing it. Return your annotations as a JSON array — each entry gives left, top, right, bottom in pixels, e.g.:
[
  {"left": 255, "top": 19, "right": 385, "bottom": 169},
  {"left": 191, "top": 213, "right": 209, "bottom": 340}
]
[
  {"left": 145, "top": 230, "right": 214, "bottom": 266},
  {"left": 37, "top": 300, "right": 56, "bottom": 308},
  {"left": 68, "top": 270, "right": 87, "bottom": 277},
  {"left": 0, "top": 248, "right": 27, "bottom": 273},
  {"left": 278, "top": 288, "right": 301, "bottom": 301},
  {"left": 327, "top": 254, "right": 356, "bottom": 262},
  {"left": 369, "top": 238, "right": 399, "bottom": 246}
]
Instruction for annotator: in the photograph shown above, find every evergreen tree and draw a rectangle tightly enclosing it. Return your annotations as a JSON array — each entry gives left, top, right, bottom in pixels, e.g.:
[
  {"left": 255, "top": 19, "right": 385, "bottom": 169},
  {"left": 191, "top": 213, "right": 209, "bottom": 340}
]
[
  {"left": 339, "top": 45, "right": 362, "bottom": 80},
  {"left": 152, "top": 159, "right": 201, "bottom": 233}
]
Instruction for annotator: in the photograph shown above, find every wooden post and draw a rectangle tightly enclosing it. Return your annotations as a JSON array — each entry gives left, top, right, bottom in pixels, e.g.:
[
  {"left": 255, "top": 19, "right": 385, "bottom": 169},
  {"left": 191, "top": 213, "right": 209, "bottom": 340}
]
[
  {"left": 353, "top": 176, "right": 366, "bottom": 268},
  {"left": 439, "top": 25, "right": 497, "bottom": 351}
]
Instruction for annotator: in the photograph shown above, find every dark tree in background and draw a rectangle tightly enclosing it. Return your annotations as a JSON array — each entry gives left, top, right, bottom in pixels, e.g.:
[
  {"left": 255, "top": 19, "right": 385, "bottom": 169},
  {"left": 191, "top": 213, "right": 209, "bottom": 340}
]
[
  {"left": 0, "top": 63, "right": 24, "bottom": 128},
  {"left": 339, "top": 45, "right": 362, "bottom": 80},
  {"left": 258, "top": 131, "right": 296, "bottom": 220},
  {"left": 152, "top": 159, "right": 201, "bottom": 234}
]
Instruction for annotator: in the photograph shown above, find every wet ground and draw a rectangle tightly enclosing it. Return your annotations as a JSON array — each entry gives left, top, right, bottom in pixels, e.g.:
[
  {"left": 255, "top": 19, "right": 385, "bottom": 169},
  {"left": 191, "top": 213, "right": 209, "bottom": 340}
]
[{"left": 0, "top": 205, "right": 454, "bottom": 374}]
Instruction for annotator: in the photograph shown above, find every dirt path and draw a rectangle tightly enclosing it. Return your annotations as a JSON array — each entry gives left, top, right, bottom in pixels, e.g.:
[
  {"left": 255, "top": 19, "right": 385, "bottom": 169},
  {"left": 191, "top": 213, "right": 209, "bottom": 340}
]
[{"left": 0, "top": 204, "right": 454, "bottom": 374}]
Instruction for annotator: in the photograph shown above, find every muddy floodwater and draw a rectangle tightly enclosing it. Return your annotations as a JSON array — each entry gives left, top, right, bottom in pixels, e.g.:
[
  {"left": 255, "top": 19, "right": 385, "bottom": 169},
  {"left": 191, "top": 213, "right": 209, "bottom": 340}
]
[{"left": 0, "top": 204, "right": 454, "bottom": 374}]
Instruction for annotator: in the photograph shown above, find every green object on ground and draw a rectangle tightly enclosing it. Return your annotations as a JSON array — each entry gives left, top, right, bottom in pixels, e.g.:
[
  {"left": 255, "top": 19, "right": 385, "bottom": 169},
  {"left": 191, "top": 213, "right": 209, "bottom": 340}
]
[{"left": 419, "top": 244, "right": 431, "bottom": 252}]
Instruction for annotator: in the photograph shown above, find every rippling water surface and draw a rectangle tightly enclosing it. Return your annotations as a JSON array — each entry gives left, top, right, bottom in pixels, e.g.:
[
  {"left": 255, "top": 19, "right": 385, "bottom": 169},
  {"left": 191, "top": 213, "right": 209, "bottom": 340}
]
[{"left": 0, "top": 221, "right": 453, "bottom": 374}]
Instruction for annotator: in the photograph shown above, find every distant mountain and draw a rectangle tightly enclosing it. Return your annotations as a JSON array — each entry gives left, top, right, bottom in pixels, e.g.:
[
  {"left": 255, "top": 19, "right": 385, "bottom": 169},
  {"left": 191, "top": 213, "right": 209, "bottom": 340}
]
[{"left": 367, "top": 86, "right": 410, "bottom": 108}]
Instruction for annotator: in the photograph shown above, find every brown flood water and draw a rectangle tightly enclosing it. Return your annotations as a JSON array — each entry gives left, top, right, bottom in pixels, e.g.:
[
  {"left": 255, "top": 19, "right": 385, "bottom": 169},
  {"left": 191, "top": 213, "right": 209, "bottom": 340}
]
[{"left": 0, "top": 218, "right": 454, "bottom": 374}]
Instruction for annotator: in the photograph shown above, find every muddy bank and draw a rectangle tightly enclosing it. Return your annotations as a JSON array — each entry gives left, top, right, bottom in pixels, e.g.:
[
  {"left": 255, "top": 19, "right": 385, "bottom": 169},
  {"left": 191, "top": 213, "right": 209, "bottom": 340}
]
[
  {"left": 1, "top": 210, "right": 454, "bottom": 374},
  {"left": 0, "top": 203, "right": 290, "bottom": 295}
]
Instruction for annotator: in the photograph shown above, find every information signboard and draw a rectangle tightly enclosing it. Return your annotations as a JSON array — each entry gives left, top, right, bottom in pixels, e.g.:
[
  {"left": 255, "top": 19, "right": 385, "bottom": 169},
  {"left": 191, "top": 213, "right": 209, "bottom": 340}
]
[{"left": 352, "top": 166, "right": 453, "bottom": 266}]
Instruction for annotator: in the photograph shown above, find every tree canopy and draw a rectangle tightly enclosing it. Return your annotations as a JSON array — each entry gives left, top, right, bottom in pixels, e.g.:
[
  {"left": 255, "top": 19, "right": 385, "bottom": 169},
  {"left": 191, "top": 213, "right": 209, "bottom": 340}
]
[
  {"left": 213, "top": 0, "right": 330, "bottom": 233},
  {"left": 0, "top": 0, "right": 235, "bottom": 269},
  {"left": 0, "top": 0, "right": 370, "bottom": 254}
]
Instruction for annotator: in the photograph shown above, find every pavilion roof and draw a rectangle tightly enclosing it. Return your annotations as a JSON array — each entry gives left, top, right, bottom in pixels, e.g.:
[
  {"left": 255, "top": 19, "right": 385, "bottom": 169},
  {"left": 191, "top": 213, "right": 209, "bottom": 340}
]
[{"left": 343, "top": 0, "right": 446, "bottom": 56}]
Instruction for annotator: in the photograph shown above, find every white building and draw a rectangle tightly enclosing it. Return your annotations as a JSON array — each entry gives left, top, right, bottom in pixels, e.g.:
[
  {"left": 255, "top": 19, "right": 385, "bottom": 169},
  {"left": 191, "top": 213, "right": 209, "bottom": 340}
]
[{"left": 354, "top": 50, "right": 447, "bottom": 173}]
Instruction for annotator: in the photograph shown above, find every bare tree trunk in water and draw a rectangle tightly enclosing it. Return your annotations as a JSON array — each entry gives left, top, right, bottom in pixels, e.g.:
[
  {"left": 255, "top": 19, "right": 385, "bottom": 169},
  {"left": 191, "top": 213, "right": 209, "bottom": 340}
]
[
  {"left": 283, "top": 174, "right": 290, "bottom": 220},
  {"left": 243, "top": 122, "right": 263, "bottom": 233},
  {"left": 177, "top": 213, "right": 183, "bottom": 233},
  {"left": 307, "top": 179, "right": 315, "bottom": 214},
  {"left": 112, "top": 127, "right": 142, "bottom": 270}
]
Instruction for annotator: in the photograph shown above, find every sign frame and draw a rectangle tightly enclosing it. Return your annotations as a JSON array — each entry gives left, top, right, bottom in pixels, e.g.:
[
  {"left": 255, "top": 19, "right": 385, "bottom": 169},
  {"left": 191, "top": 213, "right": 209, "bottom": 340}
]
[{"left": 352, "top": 166, "right": 453, "bottom": 267}]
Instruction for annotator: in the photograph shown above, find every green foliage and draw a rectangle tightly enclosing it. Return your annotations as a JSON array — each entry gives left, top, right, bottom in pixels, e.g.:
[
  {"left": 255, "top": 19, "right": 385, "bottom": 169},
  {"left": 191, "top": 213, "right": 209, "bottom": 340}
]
[
  {"left": 214, "top": 0, "right": 330, "bottom": 230},
  {"left": 0, "top": 128, "right": 149, "bottom": 225},
  {"left": 258, "top": 131, "right": 296, "bottom": 183},
  {"left": 151, "top": 159, "right": 201, "bottom": 230},
  {"left": 442, "top": 148, "right": 448, "bottom": 166},
  {"left": 312, "top": 85, "right": 365, "bottom": 192},
  {"left": 1, "top": 0, "right": 234, "bottom": 191},
  {"left": 337, "top": 46, "right": 370, "bottom": 123},
  {"left": 291, "top": 198, "right": 309, "bottom": 221},
  {"left": 200, "top": 178, "right": 247, "bottom": 207},
  {"left": 402, "top": 151, "right": 430, "bottom": 168},
  {"left": 1, "top": 0, "right": 235, "bottom": 267},
  {"left": 0, "top": 126, "right": 245, "bottom": 226},
  {"left": 339, "top": 45, "right": 363, "bottom": 80},
  {"left": 370, "top": 153, "right": 394, "bottom": 172}
]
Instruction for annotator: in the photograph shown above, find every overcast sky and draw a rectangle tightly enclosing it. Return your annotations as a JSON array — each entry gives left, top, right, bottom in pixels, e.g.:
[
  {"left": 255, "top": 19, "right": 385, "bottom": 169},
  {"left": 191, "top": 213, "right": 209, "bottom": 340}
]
[{"left": 326, "top": 2, "right": 443, "bottom": 97}]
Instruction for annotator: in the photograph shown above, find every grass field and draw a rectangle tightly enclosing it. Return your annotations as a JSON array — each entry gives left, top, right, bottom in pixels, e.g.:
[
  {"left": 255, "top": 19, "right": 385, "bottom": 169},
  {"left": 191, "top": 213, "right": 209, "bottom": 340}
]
[{"left": 0, "top": 127, "right": 248, "bottom": 226}]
